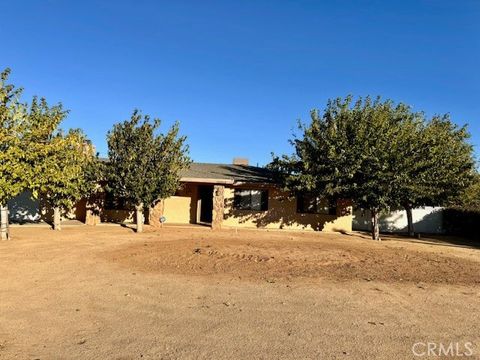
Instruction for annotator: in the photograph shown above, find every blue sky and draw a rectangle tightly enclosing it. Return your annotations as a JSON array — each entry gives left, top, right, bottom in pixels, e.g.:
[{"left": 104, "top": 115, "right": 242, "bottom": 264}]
[{"left": 1, "top": 0, "right": 479, "bottom": 165}]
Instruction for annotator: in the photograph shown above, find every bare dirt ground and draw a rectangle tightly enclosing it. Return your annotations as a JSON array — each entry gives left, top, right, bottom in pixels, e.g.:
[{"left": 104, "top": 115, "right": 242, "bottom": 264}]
[{"left": 0, "top": 225, "right": 479, "bottom": 359}]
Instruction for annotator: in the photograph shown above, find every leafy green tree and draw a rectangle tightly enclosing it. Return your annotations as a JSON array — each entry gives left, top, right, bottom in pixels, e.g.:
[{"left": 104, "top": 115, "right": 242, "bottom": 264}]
[
  {"left": 0, "top": 69, "right": 97, "bottom": 236},
  {"left": 271, "top": 96, "right": 476, "bottom": 240},
  {"left": 25, "top": 97, "right": 98, "bottom": 230},
  {"left": 271, "top": 96, "right": 407, "bottom": 240},
  {"left": 106, "top": 110, "right": 191, "bottom": 233},
  {"left": 0, "top": 68, "right": 27, "bottom": 240},
  {"left": 391, "top": 114, "right": 475, "bottom": 236},
  {"left": 452, "top": 173, "right": 480, "bottom": 211}
]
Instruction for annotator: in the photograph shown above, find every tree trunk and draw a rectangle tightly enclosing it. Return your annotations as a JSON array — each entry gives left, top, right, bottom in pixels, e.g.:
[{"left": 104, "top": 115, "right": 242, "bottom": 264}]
[
  {"left": 405, "top": 206, "right": 415, "bottom": 237},
  {"left": 136, "top": 203, "right": 144, "bottom": 233},
  {"left": 53, "top": 206, "right": 62, "bottom": 231},
  {"left": 371, "top": 208, "right": 380, "bottom": 241},
  {"left": 405, "top": 206, "right": 414, "bottom": 237},
  {"left": 1, "top": 204, "right": 9, "bottom": 241}
]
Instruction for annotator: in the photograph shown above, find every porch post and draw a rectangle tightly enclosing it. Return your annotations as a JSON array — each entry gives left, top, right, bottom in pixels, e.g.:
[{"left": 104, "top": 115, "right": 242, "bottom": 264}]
[
  {"left": 148, "top": 199, "right": 165, "bottom": 228},
  {"left": 211, "top": 185, "right": 224, "bottom": 230}
]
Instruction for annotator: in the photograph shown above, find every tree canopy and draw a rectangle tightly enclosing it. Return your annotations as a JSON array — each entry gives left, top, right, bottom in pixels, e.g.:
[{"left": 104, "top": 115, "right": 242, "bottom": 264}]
[
  {"left": 450, "top": 173, "right": 480, "bottom": 211},
  {"left": 270, "top": 96, "right": 476, "bottom": 240},
  {"left": 390, "top": 113, "right": 476, "bottom": 234},
  {"left": 26, "top": 97, "right": 98, "bottom": 210},
  {"left": 0, "top": 69, "right": 27, "bottom": 206},
  {"left": 1, "top": 68, "right": 99, "bottom": 235},
  {"left": 0, "top": 69, "right": 28, "bottom": 239},
  {"left": 106, "top": 110, "right": 191, "bottom": 232}
]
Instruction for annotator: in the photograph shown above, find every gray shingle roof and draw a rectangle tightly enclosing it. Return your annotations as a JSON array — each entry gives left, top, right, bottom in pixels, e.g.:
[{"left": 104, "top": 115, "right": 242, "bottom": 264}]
[
  {"left": 181, "top": 163, "right": 276, "bottom": 184},
  {"left": 99, "top": 158, "right": 276, "bottom": 184}
]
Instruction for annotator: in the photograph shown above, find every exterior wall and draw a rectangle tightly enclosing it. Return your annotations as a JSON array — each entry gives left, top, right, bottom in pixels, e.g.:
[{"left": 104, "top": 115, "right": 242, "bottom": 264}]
[
  {"left": 7, "top": 191, "right": 41, "bottom": 223},
  {"left": 162, "top": 196, "right": 192, "bottom": 224},
  {"left": 100, "top": 182, "right": 198, "bottom": 225},
  {"left": 222, "top": 186, "right": 352, "bottom": 233},
  {"left": 99, "top": 196, "right": 195, "bottom": 225},
  {"left": 160, "top": 183, "right": 197, "bottom": 225},
  {"left": 353, "top": 207, "right": 444, "bottom": 234},
  {"left": 9, "top": 183, "right": 353, "bottom": 233},
  {"left": 8, "top": 191, "right": 87, "bottom": 224},
  {"left": 63, "top": 198, "right": 87, "bottom": 222}
]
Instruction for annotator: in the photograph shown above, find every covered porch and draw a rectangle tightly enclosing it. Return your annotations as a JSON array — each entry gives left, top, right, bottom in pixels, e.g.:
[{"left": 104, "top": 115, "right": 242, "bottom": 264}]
[{"left": 152, "top": 181, "right": 226, "bottom": 229}]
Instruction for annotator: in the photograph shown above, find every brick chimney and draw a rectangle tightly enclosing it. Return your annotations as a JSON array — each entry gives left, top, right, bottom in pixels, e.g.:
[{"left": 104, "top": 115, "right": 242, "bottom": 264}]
[{"left": 233, "top": 157, "right": 249, "bottom": 166}]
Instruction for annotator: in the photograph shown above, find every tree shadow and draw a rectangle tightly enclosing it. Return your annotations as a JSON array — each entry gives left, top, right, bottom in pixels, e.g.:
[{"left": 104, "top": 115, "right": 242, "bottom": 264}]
[
  {"left": 101, "top": 209, "right": 134, "bottom": 223},
  {"left": 119, "top": 223, "right": 137, "bottom": 232},
  {"left": 380, "top": 209, "right": 444, "bottom": 234},
  {"left": 353, "top": 208, "right": 444, "bottom": 234},
  {"left": 378, "top": 232, "right": 480, "bottom": 250},
  {"left": 7, "top": 191, "right": 42, "bottom": 224},
  {"left": 215, "top": 164, "right": 277, "bottom": 183},
  {"left": 223, "top": 191, "right": 351, "bottom": 233}
]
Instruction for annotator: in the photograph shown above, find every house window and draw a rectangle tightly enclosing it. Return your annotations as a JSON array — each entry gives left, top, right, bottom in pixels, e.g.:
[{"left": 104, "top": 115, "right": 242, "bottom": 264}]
[
  {"left": 296, "top": 194, "right": 336, "bottom": 215},
  {"left": 234, "top": 189, "right": 268, "bottom": 211}
]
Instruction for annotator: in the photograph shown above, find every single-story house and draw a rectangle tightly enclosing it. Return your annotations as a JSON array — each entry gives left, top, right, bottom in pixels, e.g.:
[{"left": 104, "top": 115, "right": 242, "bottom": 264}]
[{"left": 9, "top": 159, "right": 353, "bottom": 233}]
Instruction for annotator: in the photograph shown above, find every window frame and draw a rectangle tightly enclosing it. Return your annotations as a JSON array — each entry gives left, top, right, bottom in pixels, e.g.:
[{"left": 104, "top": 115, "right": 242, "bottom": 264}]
[{"left": 233, "top": 188, "right": 268, "bottom": 211}]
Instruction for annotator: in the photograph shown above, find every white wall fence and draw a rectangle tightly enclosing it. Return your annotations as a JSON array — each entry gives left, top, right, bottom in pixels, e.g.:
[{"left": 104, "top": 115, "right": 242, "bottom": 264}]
[{"left": 353, "top": 207, "right": 444, "bottom": 234}]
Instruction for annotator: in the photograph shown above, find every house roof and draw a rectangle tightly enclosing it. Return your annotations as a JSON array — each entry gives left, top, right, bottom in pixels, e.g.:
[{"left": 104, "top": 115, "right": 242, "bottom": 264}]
[
  {"left": 180, "top": 163, "right": 277, "bottom": 185},
  {"left": 99, "top": 158, "right": 277, "bottom": 185}
]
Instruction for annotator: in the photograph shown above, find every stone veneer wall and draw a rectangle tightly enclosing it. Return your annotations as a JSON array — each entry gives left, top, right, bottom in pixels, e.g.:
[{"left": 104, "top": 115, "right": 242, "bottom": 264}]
[
  {"left": 212, "top": 185, "right": 225, "bottom": 230},
  {"left": 148, "top": 200, "right": 165, "bottom": 227}
]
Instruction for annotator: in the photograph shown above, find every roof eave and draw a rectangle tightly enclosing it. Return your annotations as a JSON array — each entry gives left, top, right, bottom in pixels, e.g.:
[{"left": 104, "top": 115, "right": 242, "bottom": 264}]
[
  {"left": 232, "top": 181, "right": 279, "bottom": 187},
  {"left": 180, "top": 177, "right": 235, "bottom": 185}
]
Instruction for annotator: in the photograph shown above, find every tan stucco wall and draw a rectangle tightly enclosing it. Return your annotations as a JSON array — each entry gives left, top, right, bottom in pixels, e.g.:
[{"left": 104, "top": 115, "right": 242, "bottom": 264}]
[
  {"left": 222, "top": 186, "right": 352, "bottom": 233},
  {"left": 148, "top": 183, "right": 197, "bottom": 225},
  {"left": 162, "top": 196, "right": 192, "bottom": 224},
  {"left": 102, "top": 198, "right": 194, "bottom": 225},
  {"left": 38, "top": 197, "right": 87, "bottom": 223},
  {"left": 88, "top": 181, "right": 352, "bottom": 232},
  {"left": 98, "top": 183, "right": 198, "bottom": 225}
]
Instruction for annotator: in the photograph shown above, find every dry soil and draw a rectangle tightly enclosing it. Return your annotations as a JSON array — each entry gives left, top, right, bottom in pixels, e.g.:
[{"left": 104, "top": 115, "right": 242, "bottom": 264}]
[{"left": 0, "top": 225, "right": 479, "bottom": 359}]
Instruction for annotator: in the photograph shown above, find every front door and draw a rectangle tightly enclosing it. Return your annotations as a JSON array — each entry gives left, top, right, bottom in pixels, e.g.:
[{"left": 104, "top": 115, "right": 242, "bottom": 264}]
[{"left": 198, "top": 185, "right": 213, "bottom": 223}]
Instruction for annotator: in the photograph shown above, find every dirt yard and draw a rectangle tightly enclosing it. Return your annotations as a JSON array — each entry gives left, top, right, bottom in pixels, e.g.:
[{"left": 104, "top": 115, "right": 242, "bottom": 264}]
[{"left": 0, "top": 225, "right": 479, "bottom": 359}]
